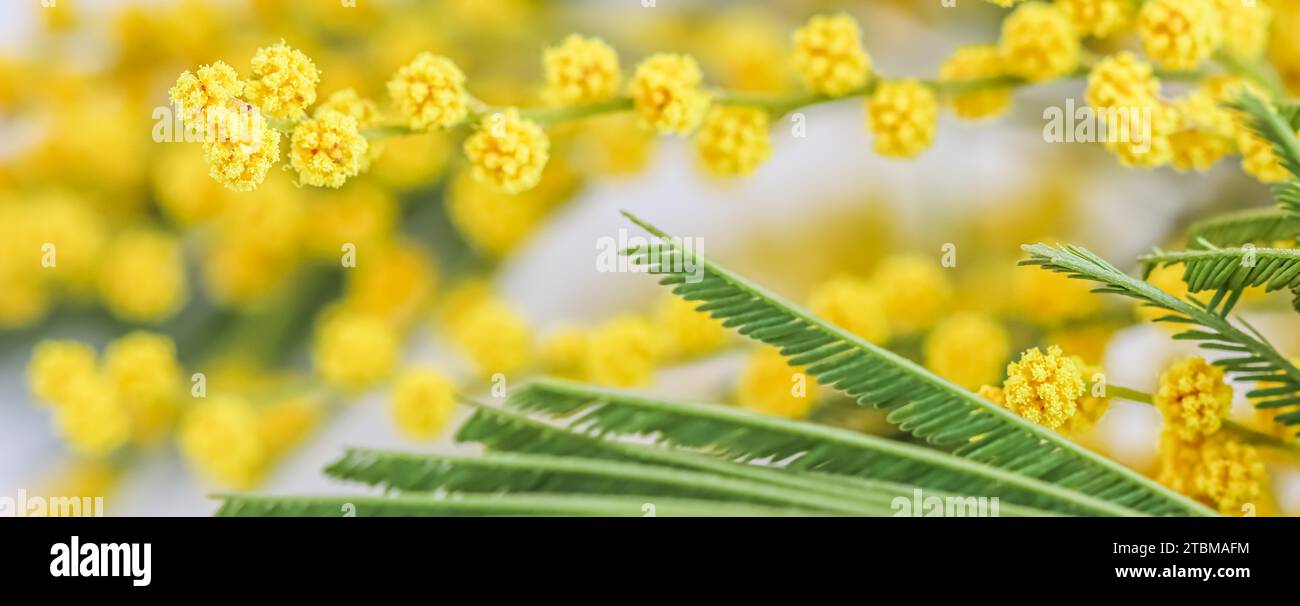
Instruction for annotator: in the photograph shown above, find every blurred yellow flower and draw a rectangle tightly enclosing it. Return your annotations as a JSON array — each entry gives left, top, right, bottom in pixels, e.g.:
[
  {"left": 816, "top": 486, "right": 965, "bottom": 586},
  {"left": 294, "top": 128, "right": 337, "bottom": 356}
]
[
  {"left": 694, "top": 106, "right": 772, "bottom": 177},
  {"left": 656, "top": 295, "right": 728, "bottom": 360},
  {"left": 866, "top": 80, "right": 938, "bottom": 159},
  {"left": 736, "top": 347, "right": 817, "bottom": 419},
  {"left": 27, "top": 340, "right": 98, "bottom": 406},
  {"left": 790, "top": 13, "right": 871, "bottom": 97},
  {"left": 1055, "top": 0, "right": 1135, "bottom": 38},
  {"left": 871, "top": 254, "right": 951, "bottom": 333},
  {"left": 807, "top": 275, "right": 890, "bottom": 344},
  {"left": 1194, "top": 433, "right": 1266, "bottom": 515},
  {"left": 53, "top": 376, "right": 131, "bottom": 458},
  {"left": 178, "top": 395, "right": 266, "bottom": 488},
  {"left": 104, "top": 332, "right": 182, "bottom": 444},
  {"left": 449, "top": 299, "right": 533, "bottom": 377},
  {"left": 939, "top": 45, "right": 1012, "bottom": 120},
  {"left": 1216, "top": 0, "right": 1272, "bottom": 61},
  {"left": 1138, "top": 0, "right": 1221, "bottom": 70},
  {"left": 923, "top": 313, "right": 1009, "bottom": 391},
  {"left": 540, "top": 325, "right": 590, "bottom": 380},
  {"left": 999, "top": 2, "right": 1080, "bottom": 82},
  {"left": 312, "top": 310, "right": 399, "bottom": 391},
  {"left": 391, "top": 368, "right": 457, "bottom": 439},
  {"left": 542, "top": 34, "right": 621, "bottom": 106},
  {"left": 97, "top": 228, "right": 187, "bottom": 323},
  {"left": 585, "top": 315, "right": 662, "bottom": 388}
]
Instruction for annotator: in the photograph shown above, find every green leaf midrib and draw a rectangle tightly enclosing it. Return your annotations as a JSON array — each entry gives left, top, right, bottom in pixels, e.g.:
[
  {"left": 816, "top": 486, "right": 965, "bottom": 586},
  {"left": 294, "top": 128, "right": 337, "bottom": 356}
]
[{"left": 521, "top": 378, "right": 1140, "bottom": 516}]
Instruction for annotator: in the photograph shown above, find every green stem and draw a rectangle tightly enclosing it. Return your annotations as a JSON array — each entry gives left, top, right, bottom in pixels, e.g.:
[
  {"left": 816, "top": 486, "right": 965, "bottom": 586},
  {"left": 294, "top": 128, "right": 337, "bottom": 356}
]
[{"left": 1110, "top": 384, "right": 1300, "bottom": 458}]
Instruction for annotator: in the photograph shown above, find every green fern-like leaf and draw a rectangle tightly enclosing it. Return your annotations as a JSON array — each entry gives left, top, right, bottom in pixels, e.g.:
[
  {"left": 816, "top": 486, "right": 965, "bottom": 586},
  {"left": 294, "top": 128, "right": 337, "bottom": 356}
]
[
  {"left": 215, "top": 494, "right": 821, "bottom": 516},
  {"left": 1029, "top": 242, "right": 1300, "bottom": 435},
  {"left": 1187, "top": 208, "right": 1300, "bottom": 247},
  {"left": 1141, "top": 245, "right": 1300, "bottom": 313},
  {"left": 618, "top": 212, "right": 1213, "bottom": 516},
  {"left": 325, "top": 449, "right": 887, "bottom": 514},
  {"left": 494, "top": 379, "right": 1139, "bottom": 515}
]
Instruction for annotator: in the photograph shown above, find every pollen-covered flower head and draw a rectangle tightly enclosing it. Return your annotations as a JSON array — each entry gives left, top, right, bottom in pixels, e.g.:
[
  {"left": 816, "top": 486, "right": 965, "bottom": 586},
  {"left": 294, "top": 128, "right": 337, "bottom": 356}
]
[
  {"left": 1086, "top": 51, "right": 1160, "bottom": 110},
  {"left": 290, "top": 110, "right": 369, "bottom": 188},
  {"left": 1194, "top": 434, "right": 1267, "bottom": 515},
  {"left": 629, "top": 53, "right": 711, "bottom": 135},
  {"left": 694, "top": 106, "right": 772, "bottom": 177},
  {"left": 1060, "top": 357, "right": 1110, "bottom": 434},
  {"left": 201, "top": 106, "right": 281, "bottom": 191},
  {"left": 1138, "top": 0, "right": 1222, "bottom": 70},
  {"left": 1001, "top": 345, "right": 1086, "bottom": 430},
  {"left": 998, "top": 2, "right": 1080, "bottom": 82},
  {"left": 387, "top": 52, "right": 469, "bottom": 130},
  {"left": 390, "top": 368, "right": 456, "bottom": 439},
  {"left": 790, "top": 13, "right": 872, "bottom": 97},
  {"left": 1056, "top": 0, "right": 1136, "bottom": 38},
  {"left": 865, "top": 79, "right": 938, "bottom": 159},
  {"left": 1155, "top": 356, "right": 1233, "bottom": 441},
  {"left": 542, "top": 34, "right": 621, "bottom": 106},
  {"left": 463, "top": 109, "right": 550, "bottom": 194},
  {"left": 938, "top": 45, "right": 1012, "bottom": 120},
  {"left": 169, "top": 60, "right": 243, "bottom": 123},
  {"left": 244, "top": 40, "right": 319, "bottom": 119}
]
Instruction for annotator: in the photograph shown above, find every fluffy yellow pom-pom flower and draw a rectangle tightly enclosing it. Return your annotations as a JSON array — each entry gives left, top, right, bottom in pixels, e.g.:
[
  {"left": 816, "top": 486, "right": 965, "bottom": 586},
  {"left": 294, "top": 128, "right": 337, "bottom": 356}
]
[
  {"left": 290, "top": 110, "right": 369, "bottom": 188},
  {"left": 388, "top": 52, "right": 470, "bottom": 130},
  {"left": 315, "top": 88, "right": 382, "bottom": 128},
  {"left": 938, "top": 45, "right": 1012, "bottom": 120},
  {"left": 1138, "top": 0, "right": 1222, "bottom": 70},
  {"left": 584, "top": 315, "right": 662, "bottom": 388},
  {"left": 201, "top": 107, "right": 281, "bottom": 191},
  {"left": 1085, "top": 51, "right": 1160, "bottom": 110},
  {"left": 865, "top": 80, "right": 937, "bottom": 158},
  {"left": 736, "top": 347, "right": 818, "bottom": 419},
  {"left": 806, "top": 275, "right": 890, "bottom": 344},
  {"left": 790, "top": 13, "right": 872, "bottom": 97},
  {"left": 168, "top": 60, "right": 243, "bottom": 123},
  {"left": 390, "top": 368, "right": 456, "bottom": 439},
  {"left": 1155, "top": 356, "right": 1233, "bottom": 442},
  {"left": 923, "top": 313, "right": 1010, "bottom": 391},
  {"left": 97, "top": 228, "right": 187, "bottom": 323},
  {"left": 463, "top": 109, "right": 551, "bottom": 194},
  {"left": 1055, "top": 0, "right": 1136, "bottom": 38},
  {"left": 629, "top": 53, "right": 711, "bottom": 135},
  {"left": 542, "top": 34, "right": 621, "bottom": 106},
  {"left": 178, "top": 395, "right": 266, "bottom": 488},
  {"left": 871, "top": 254, "right": 951, "bottom": 333},
  {"left": 694, "top": 106, "right": 772, "bottom": 177},
  {"left": 1060, "top": 357, "right": 1110, "bottom": 434},
  {"left": 1194, "top": 434, "right": 1266, "bottom": 515},
  {"left": 998, "top": 2, "right": 1080, "bottom": 82},
  {"left": 1001, "top": 345, "right": 1086, "bottom": 430},
  {"left": 27, "top": 339, "right": 97, "bottom": 406},
  {"left": 312, "top": 310, "right": 398, "bottom": 391},
  {"left": 244, "top": 40, "right": 319, "bottom": 119}
]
